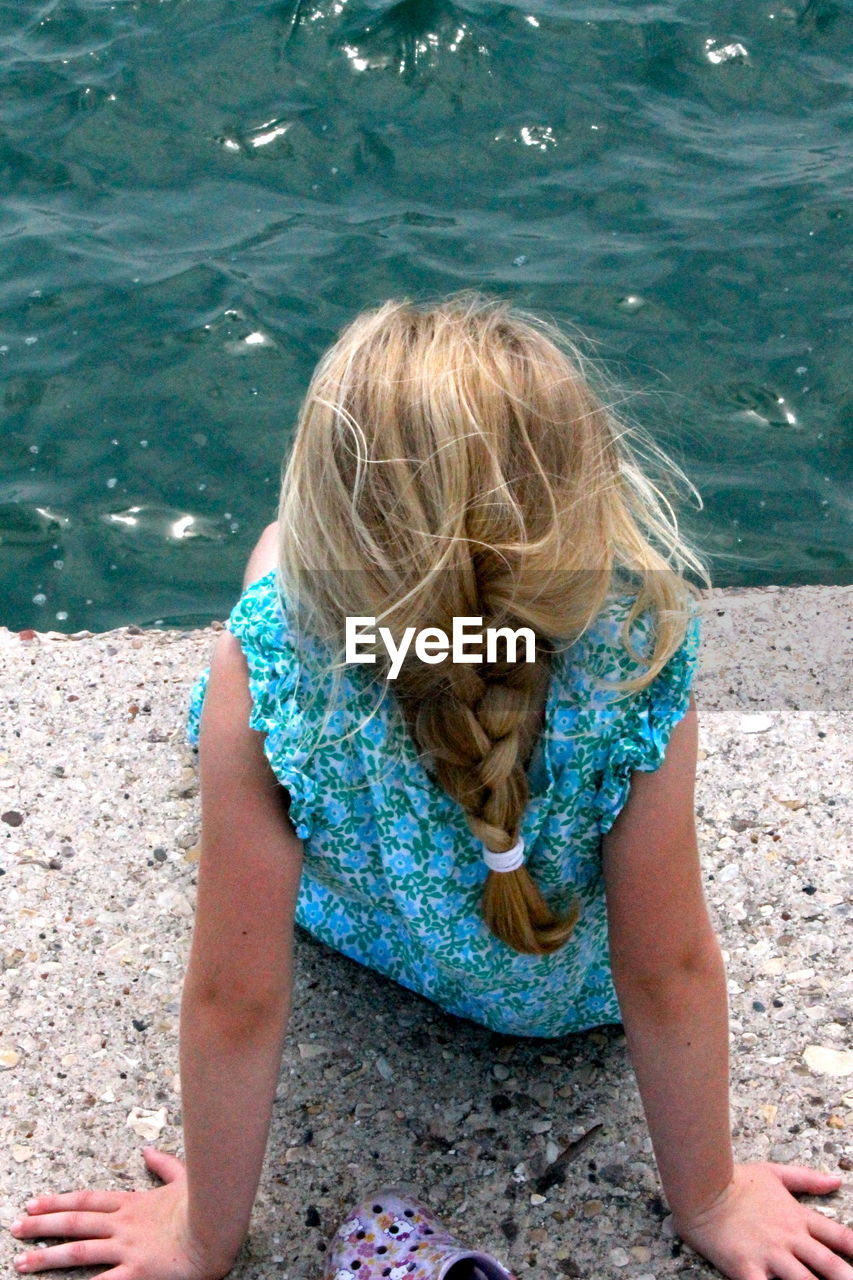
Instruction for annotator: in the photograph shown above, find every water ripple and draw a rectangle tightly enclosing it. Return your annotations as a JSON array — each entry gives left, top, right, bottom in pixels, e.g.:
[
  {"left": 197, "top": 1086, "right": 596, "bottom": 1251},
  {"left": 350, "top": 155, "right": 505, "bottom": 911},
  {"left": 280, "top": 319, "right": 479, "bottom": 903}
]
[{"left": 1, "top": 0, "right": 850, "bottom": 627}]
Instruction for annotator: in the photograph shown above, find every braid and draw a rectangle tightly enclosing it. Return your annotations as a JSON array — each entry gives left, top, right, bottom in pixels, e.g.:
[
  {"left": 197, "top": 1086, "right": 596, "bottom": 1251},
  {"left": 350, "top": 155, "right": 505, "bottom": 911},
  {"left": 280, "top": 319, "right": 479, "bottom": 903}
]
[{"left": 396, "top": 605, "right": 580, "bottom": 956}]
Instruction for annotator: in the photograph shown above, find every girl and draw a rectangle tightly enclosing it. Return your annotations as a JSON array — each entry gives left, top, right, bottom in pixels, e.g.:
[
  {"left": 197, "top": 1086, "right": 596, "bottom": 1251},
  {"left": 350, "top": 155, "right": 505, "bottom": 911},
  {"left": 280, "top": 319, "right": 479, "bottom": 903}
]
[{"left": 9, "top": 294, "right": 852, "bottom": 1280}]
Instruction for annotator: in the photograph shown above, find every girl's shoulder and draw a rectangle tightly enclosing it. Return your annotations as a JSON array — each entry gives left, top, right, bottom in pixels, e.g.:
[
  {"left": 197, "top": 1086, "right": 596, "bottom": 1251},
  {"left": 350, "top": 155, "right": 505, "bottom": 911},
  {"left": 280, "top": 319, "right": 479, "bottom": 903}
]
[
  {"left": 229, "top": 571, "right": 701, "bottom": 702},
  {"left": 226, "top": 568, "right": 330, "bottom": 670},
  {"left": 227, "top": 568, "right": 288, "bottom": 643},
  {"left": 577, "top": 592, "right": 702, "bottom": 833},
  {"left": 560, "top": 589, "right": 700, "bottom": 689}
]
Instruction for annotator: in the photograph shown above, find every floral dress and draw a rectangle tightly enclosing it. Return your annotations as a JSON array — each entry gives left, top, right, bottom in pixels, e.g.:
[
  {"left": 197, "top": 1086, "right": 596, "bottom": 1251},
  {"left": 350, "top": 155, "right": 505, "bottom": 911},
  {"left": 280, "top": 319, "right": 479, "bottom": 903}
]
[{"left": 186, "top": 570, "right": 701, "bottom": 1039}]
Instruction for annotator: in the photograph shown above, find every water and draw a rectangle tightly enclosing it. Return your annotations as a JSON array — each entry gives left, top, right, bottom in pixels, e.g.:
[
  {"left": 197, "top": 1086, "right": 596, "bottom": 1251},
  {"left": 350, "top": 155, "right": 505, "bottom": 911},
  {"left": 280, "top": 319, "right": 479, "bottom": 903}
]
[{"left": 1, "top": 0, "right": 850, "bottom": 633}]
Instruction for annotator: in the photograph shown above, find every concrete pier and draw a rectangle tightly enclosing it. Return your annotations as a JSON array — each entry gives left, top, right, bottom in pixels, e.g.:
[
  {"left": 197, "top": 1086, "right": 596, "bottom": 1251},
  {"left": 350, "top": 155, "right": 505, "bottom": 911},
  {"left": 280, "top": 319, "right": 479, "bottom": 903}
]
[{"left": 1, "top": 584, "right": 850, "bottom": 1279}]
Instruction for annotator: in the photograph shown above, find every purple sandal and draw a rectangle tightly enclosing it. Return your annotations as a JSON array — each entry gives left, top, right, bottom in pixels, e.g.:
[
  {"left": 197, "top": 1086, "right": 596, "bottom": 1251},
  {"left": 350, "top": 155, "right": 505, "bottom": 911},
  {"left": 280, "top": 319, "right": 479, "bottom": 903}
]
[{"left": 322, "top": 1187, "right": 518, "bottom": 1279}]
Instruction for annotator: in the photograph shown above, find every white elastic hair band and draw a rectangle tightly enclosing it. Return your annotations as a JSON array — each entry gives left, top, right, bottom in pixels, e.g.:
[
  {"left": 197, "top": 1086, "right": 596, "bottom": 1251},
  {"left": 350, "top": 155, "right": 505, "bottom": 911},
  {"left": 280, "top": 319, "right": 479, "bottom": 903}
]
[{"left": 482, "top": 836, "right": 525, "bottom": 874}]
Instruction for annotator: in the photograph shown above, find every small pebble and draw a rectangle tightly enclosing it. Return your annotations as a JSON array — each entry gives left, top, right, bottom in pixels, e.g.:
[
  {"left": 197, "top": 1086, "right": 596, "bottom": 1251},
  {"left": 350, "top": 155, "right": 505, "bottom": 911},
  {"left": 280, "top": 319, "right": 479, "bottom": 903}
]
[
  {"left": 297, "top": 1043, "right": 328, "bottom": 1061},
  {"left": 738, "top": 713, "right": 773, "bottom": 733},
  {"left": 528, "top": 1081, "right": 555, "bottom": 1108},
  {"left": 804, "top": 1046, "right": 853, "bottom": 1077},
  {"left": 126, "top": 1106, "right": 167, "bottom": 1140}
]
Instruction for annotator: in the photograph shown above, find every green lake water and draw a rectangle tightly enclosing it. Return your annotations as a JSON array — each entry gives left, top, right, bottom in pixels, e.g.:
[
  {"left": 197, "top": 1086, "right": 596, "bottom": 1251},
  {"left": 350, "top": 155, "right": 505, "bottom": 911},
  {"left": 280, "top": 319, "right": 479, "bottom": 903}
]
[{"left": 1, "top": 0, "right": 851, "bottom": 632}]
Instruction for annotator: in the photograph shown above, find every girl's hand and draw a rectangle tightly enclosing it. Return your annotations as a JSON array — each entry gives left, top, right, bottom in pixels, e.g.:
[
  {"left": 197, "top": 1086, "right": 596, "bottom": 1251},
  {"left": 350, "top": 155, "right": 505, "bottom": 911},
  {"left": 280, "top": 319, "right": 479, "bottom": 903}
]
[
  {"left": 9, "top": 1147, "right": 234, "bottom": 1279},
  {"left": 674, "top": 1162, "right": 853, "bottom": 1280}
]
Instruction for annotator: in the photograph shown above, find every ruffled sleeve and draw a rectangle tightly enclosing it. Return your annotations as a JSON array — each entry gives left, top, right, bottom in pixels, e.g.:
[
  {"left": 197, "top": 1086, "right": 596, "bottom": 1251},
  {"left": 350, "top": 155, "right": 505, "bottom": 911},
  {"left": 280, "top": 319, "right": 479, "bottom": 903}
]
[
  {"left": 593, "top": 598, "right": 702, "bottom": 836},
  {"left": 185, "top": 669, "right": 208, "bottom": 750},
  {"left": 184, "top": 573, "right": 324, "bottom": 842}
]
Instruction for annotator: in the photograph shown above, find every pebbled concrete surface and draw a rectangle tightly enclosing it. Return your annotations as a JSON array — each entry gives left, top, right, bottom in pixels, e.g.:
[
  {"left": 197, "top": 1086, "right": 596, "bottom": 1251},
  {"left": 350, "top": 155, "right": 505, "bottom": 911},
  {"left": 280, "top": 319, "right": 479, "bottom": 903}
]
[{"left": 0, "top": 583, "right": 850, "bottom": 1280}]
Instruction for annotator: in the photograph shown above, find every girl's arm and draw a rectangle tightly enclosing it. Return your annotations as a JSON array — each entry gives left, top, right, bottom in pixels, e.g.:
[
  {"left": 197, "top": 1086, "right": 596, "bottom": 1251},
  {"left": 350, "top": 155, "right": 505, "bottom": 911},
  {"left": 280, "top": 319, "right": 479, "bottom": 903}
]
[
  {"left": 602, "top": 693, "right": 733, "bottom": 1218},
  {"left": 179, "top": 626, "right": 304, "bottom": 1269},
  {"left": 602, "top": 693, "right": 853, "bottom": 1280},
  {"left": 10, "top": 628, "right": 304, "bottom": 1279}
]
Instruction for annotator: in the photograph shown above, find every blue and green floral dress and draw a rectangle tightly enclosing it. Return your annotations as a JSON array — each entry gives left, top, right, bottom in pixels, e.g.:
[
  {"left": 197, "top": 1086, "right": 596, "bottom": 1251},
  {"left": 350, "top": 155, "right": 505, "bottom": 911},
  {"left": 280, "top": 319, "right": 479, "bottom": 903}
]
[{"left": 186, "top": 570, "right": 701, "bottom": 1039}]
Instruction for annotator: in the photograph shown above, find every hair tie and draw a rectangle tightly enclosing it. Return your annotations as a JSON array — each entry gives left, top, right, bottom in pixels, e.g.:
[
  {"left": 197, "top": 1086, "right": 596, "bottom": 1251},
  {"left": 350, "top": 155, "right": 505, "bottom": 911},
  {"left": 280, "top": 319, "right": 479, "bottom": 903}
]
[{"left": 483, "top": 836, "right": 525, "bottom": 874}]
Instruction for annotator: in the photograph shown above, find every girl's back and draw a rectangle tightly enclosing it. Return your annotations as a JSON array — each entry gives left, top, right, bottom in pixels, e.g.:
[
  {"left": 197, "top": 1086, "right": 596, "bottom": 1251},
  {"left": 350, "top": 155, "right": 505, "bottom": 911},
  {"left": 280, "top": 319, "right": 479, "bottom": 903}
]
[
  {"left": 187, "top": 292, "right": 709, "bottom": 1035},
  {"left": 186, "top": 559, "right": 701, "bottom": 1037}
]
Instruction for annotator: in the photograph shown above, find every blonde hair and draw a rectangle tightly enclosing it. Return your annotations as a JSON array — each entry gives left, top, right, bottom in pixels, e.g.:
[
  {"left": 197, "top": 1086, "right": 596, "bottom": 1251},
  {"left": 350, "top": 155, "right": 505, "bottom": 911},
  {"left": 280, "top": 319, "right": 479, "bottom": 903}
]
[{"left": 276, "top": 292, "right": 711, "bottom": 955}]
